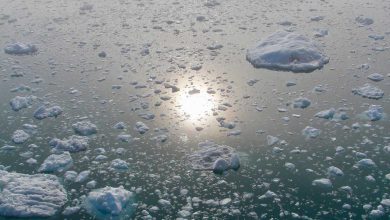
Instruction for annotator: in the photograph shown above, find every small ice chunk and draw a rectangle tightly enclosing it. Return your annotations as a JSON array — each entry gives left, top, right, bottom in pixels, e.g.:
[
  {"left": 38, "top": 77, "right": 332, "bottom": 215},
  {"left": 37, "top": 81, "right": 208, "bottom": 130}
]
[
  {"left": 354, "top": 158, "right": 376, "bottom": 169},
  {"left": 312, "top": 178, "right": 332, "bottom": 189},
  {"left": 267, "top": 135, "right": 279, "bottom": 146},
  {"left": 293, "top": 97, "right": 311, "bottom": 109},
  {"left": 64, "top": 171, "right": 78, "bottom": 182},
  {"left": 62, "top": 206, "right": 81, "bottom": 216},
  {"left": 76, "top": 170, "right": 91, "bottom": 182},
  {"left": 230, "top": 153, "right": 240, "bottom": 170},
  {"left": 134, "top": 121, "right": 149, "bottom": 134},
  {"left": 33, "top": 105, "right": 63, "bottom": 120},
  {"left": 38, "top": 152, "right": 73, "bottom": 172},
  {"left": 355, "top": 15, "right": 374, "bottom": 26},
  {"left": 352, "top": 84, "right": 384, "bottom": 99},
  {"left": 313, "top": 28, "right": 328, "bottom": 37},
  {"left": 212, "top": 158, "right": 229, "bottom": 174},
  {"left": 113, "top": 122, "right": 126, "bottom": 129},
  {"left": 327, "top": 166, "right": 344, "bottom": 177},
  {"left": 364, "top": 105, "right": 383, "bottom": 121},
  {"left": 49, "top": 135, "right": 89, "bottom": 152},
  {"left": 4, "top": 42, "right": 37, "bottom": 55},
  {"left": 207, "top": 43, "right": 223, "bottom": 50},
  {"left": 315, "top": 108, "right": 335, "bottom": 119},
  {"left": 72, "top": 121, "right": 97, "bottom": 136},
  {"left": 0, "top": 171, "right": 67, "bottom": 217},
  {"left": 246, "top": 31, "right": 329, "bottom": 72},
  {"left": 110, "top": 159, "right": 129, "bottom": 171},
  {"left": 12, "top": 130, "right": 30, "bottom": 144},
  {"left": 10, "top": 96, "right": 35, "bottom": 111},
  {"left": 367, "top": 73, "right": 384, "bottom": 82},
  {"left": 302, "top": 126, "right": 321, "bottom": 138},
  {"left": 84, "top": 186, "right": 135, "bottom": 218}
]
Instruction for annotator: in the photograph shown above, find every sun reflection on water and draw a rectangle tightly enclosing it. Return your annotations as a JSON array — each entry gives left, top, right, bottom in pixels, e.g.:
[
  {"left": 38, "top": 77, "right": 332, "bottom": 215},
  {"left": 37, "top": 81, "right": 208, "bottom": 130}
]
[{"left": 178, "top": 90, "right": 216, "bottom": 121}]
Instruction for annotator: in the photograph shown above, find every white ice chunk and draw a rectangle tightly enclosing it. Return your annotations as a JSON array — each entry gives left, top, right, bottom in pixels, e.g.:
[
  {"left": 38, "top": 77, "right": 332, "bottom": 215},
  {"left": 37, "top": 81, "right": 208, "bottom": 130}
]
[
  {"left": 33, "top": 105, "right": 63, "bottom": 120},
  {"left": 4, "top": 42, "right": 37, "bottom": 55},
  {"left": 0, "top": 170, "right": 67, "bottom": 217},
  {"left": 352, "top": 84, "right": 384, "bottom": 99},
  {"left": 72, "top": 121, "right": 97, "bottom": 136},
  {"left": 11, "top": 130, "right": 30, "bottom": 144},
  {"left": 246, "top": 31, "right": 329, "bottom": 72},
  {"left": 84, "top": 186, "right": 135, "bottom": 219},
  {"left": 38, "top": 152, "right": 73, "bottom": 172}
]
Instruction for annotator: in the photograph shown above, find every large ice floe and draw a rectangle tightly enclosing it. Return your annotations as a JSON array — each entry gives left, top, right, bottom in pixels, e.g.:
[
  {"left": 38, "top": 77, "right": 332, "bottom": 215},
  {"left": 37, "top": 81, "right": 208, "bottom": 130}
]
[
  {"left": 84, "top": 186, "right": 135, "bottom": 220},
  {"left": 4, "top": 42, "right": 37, "bottom": 55},
  {"left": 0, "top": 170, "right": 67, "bottom": 217},
  {"left": 246, "top": 31, "right": 329, "bottom": 72},
  {"left": 187, "top": 141, "right": 240, "bottom": 174}
]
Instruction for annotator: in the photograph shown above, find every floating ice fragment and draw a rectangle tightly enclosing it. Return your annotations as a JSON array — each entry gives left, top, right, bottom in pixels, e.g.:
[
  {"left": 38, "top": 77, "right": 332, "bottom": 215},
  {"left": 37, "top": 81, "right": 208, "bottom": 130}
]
[
  {"left": 367, "top": 73, "right": 384, "bottom": 82},
  {"left": 72, "top": 121, "right": 97, "bottom": 136},
  {"left": 267, "top": 135, "right": 279, "bottom": 146},
  {"left": 11, "top": 130, "right": 30, "bottom": 144},
  {"left": 188, "top": 143, "right": 239, "bottom": 173},
  {"left": 76, "top": 170, "right": 91, "bottom": 182},
  {"left": 355, "top": 15, "right": 374, "bottom": 26},
  {"left": 312, "top": 178, "right": 332, "bottom": 189},
  {"left": 352, "top": 84, "right": 384, "bottom": 99},
  {"left": 315, "top": 108, "right": 335, "bottom": 119},
  {"left": 10, "top": 96, "right": 35, "bottom": 111},
  {"left": 134, "top": 121, "right": 149, "bottom": 134},
  {"left": 33, "top": 105, "right": 63, "bottom": 120},
  {"left": 354, "top": 158, "right": 376, "bottom": 169},
  {"left": 84, "top": 187, "right": 135, "bottom": 219},
  {"left": 49, "top": 135, "right": 89, "bottom": 152},
  {"left": 4, "top": 42, "right": 37, "bottom": 55},
  {"left": 302, "top": 126, "right": 321, "bottom": 138},
  {"left": 38, "top": 152, "right": 73, "bottom": 172},
  {"left": 292, "top": 97, "right": 311, "bottom": 109},
  {"left": 113, "top": 122, "right": 126, "bottom": 129},
  {"left": 0, "top": 171, "right": 67, "bottom": 217},
  {"left": 246, "top": 31, "right": 329, "bottom": 72},
  {"left": 364, "top": 105, "right": 383, "bottom": 121},
  {"left": 111, "top": 159, "right": 129, "bottom": 171},
  {"left": 327, "top": 166, "right": 344, "bottom": 177}
]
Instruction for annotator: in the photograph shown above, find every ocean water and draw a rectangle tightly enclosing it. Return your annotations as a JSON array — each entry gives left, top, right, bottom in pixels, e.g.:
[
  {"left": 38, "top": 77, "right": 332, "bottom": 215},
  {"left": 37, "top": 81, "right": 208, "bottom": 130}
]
[{"left": 0, "top": 0, "right": 389, "bottom": 219}]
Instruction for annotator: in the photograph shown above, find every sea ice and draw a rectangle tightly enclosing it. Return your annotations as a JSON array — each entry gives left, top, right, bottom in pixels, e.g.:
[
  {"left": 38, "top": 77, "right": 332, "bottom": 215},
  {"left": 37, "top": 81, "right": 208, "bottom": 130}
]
[
  {"left": 367, "top": 73, "right": 384, "bottom": 82},
  {"left": 110, "top": 159, "right": 129, "bottom": 171},
  {"left": 364, "top": 105, "right": 384, "bottom": 121},
  {"left": 4, "top": 42, "right": 37, "bottom": 55},
  {"left": 355, "top": 15, "right": 374, "bottom": 26},
  {"left": 352, "top": 84, "right": 384, "bottom": 99},
  {"left": 246, "top": 31, "right": 329, "bottom": 72},
  {"left": 84, "top": 186, "right": 135, "bottom": 219},
  {"left": 302, "top": 126, "right": 321, "bottom": 138},
  {"left": 327, "top": 166, "right": 344, "bottom": 177},
  {"left": 9, "top": 96, "right": 35, "bottom": 111},
  {"left": 11, "top": 130, "right": 30, "bottom": 144},
  {"left": 312, "top": 178, "right": 332, "bottom": 189},
  {"left": 355, "top": 158, "right": 376, "bottom": 169},
  {"left": 315, "top": 108, "right": 335, "bottom": 119},
  {"left": 49, "top": 135, "right": 89, "bottom": 152},
  {"left": 134, "top": 121, "right": 149, "bottom": 134},
  {"left": 38, "top": 152, "right": 73, "bottom": 172},
  {"left": 72, "top": 121, "right": 97, "bottom": 136},
  {"left": 0, "top": 171, "right": 67, "bottom": 217},
  {"left": 188, "top": 142, "right": 240, "bottom": 173},
  {"left": 33, "top": 105, "right": 63, "bottom": 119},
  {"left": 292, "top": 97, "right": 311, "bottom": 109}
]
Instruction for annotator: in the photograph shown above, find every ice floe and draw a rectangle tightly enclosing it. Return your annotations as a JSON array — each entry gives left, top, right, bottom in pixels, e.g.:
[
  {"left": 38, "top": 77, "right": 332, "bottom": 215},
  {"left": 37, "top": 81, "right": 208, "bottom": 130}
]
[
  {"left": 72, "top": 121, "right": 98, "bottom": 136},
  {"left": 364, "top": 105, "right": 384, "bottom": 121},
  {"left": 187, "top": 141, "right": 240, "bottom": 173},
  {"left": 0, "top": 170, "right": 67, "bottom": 217},
  {"left": 38, "top": 152, "right": 73, "bottom": 172},
  {"left": 302, "top": 126, "right": 321, "bottom": 138},
  {"left": 49, "top": 135, "right": 89, "bottom": 152},
  {"left": 33, "top": 105, "right": 63, "bottom": 120},
  {"left": 4, "top": 42, "right": 37, "bottom": 55},
  {"left": 11, "top": 130, "right": 30, "bottom": 144},
  {"left": 9, "top": 96, "right": 35, "bottom": 111},
  {"left": 134, "top": 121, "right": 149, "bottom": 134},
  {"left": 84, "top": 186, "right": 135, "bottom": 219},
  {"left": 352, "top": 84, "right": 384, "bottom": 99},
  {"left": 246, "top": 31, "right": 329, "bottom": 72}
]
